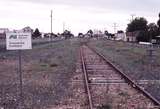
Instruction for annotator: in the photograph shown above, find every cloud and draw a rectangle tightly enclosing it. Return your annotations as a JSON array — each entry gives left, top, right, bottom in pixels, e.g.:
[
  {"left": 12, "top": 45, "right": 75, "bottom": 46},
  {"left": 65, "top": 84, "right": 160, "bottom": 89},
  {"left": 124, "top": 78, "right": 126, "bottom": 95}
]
[
  {"left": 3, "top": 0, "right": 160, "bottom": 16},
  {"left": 4, "top": 0, "right": 160, "bottom": 12},
  {"left": 1, "top": 0, "right": 160, "bottom": 34}
]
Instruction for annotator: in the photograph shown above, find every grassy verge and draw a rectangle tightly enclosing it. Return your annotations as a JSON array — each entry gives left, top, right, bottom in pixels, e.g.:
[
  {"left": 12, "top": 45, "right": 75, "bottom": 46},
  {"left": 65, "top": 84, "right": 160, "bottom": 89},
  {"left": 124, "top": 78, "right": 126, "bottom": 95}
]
[
  {"left": 0, "top": 39, "right": 81, "bottom": 109},
  {"left": 88, "top": 38, "right": 160, "bottom": 101}
]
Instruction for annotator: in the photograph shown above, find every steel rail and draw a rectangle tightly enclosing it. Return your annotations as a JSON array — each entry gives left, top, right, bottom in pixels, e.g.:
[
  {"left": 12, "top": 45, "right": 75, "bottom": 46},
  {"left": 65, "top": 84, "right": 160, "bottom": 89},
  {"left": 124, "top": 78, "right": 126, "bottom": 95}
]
[
  {"left": 80, "top": 47, "right": 93, "bottom": 109},
  {"left": 87, "top": 45, "right": 160, "bottom": 107}
]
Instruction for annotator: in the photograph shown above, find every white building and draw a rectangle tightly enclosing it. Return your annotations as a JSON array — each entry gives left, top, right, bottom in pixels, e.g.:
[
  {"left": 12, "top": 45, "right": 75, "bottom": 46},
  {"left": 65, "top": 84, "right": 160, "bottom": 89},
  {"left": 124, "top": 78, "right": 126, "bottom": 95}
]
[
  {"left": 22, "top": 26, "right": 33, "bottom": 33},
  {"left": 13, "top": 26, "right": 33, "bottom": 33},
  {"left": 115, "top": 32, "right": 126, "bottom": 41},
  {"left": 126, "top": 31, "right": 140, "bottom": 42},
  {"left": 93, "top": 30, "right": 104, "bottom": 38}
]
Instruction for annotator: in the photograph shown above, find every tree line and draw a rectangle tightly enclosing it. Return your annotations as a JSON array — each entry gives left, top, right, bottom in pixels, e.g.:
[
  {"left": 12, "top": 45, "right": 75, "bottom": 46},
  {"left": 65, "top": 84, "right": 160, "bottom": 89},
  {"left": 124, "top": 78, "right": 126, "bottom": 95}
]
[
  {"left": 32, "top": 29, "right": 74, "bottom": 39},
  {"left": 126, "top": 13, "right": 160, "bottom": 42}
]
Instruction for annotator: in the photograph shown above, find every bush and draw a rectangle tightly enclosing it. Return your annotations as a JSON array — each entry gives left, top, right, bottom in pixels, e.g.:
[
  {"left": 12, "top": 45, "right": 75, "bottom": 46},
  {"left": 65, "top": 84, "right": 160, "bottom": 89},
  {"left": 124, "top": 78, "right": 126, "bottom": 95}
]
[{"left": 32, "top": 28, "right": 41, "bottom": 39}]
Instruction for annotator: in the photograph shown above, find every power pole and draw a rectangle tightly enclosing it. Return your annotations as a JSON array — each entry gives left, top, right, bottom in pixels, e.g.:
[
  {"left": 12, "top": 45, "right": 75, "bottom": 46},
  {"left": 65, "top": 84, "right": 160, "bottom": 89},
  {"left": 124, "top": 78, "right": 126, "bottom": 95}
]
[
  {"left": 113, "top": 23, "right": 118, "bottom": 34},
  {"left": 50, "top": 10, "right": 53, "bottom": 41},
  {"left": 112, "top": 23, "right": 118, "bottom": 41},
  {"left": 130, "top": 14, "right": 135, "bottom": 42},
  {"left": 63, "top": 22, "right": 65, "bottom": 33}
]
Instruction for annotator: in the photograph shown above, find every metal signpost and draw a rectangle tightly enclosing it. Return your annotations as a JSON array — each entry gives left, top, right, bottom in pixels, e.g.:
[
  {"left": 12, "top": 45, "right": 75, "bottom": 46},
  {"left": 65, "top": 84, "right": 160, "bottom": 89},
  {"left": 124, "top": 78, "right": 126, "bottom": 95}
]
[{"left": 6, "top": 32, "right": 32, "bottom": 108}]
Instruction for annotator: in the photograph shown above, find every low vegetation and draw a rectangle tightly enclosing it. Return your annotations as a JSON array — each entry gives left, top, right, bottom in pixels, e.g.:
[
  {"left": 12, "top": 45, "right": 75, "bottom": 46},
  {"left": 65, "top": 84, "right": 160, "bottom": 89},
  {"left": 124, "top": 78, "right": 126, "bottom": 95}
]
[
  {"left": 0, "top": 39, "right": 81, "bottom": 109},
  {"left": 88, "top": 38, "right": 160, "bottom": 101}
]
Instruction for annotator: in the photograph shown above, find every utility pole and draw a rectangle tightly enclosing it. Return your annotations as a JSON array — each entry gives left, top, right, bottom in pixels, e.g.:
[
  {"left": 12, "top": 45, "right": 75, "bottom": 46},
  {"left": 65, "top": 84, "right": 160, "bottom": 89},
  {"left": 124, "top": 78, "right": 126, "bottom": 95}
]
[
  {"left": 113, "top": 23, "right": 118, "bottom": 34},
  {"left": 112, "top": 23, "right": 118, "bottom": 61},
  {"left": 113, "top": 23, "right": 118, "bottom": 40},
  {"left": 50, "top": 10, "right": 53, "bottom": 41},
  {"left": 130, "top": 14, "right": 135, "bottom": 42},
  {"left": 63, "top": 22, "right": 65, "bottom": 33}
]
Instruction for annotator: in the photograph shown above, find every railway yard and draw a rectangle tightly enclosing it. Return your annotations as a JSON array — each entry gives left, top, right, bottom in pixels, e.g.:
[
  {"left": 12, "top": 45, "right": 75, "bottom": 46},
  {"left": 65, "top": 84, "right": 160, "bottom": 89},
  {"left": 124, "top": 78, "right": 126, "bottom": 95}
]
[{"left": 0, "top": 38, "right": 160, "bottom": 109}]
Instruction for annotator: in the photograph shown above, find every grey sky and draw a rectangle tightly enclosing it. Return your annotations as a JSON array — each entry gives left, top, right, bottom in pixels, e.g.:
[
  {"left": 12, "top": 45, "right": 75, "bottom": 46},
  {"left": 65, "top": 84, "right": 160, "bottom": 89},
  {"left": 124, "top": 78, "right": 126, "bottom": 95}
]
[
  {"left": 5, "top": 0, "right": 160, "bottom": 12},
  {"left": 0, "top": 0, "right": 160, "bottom": 34}
]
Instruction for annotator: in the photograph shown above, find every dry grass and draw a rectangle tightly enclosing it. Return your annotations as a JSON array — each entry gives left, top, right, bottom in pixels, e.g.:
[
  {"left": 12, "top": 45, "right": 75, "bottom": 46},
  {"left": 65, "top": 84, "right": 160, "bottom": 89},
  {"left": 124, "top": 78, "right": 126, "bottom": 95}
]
[
  {"left": 0, "top": 39, "right": 81, "bottom": 109},
  {"left": 88, "top": 38, "right": 160, "bottom": 101}
]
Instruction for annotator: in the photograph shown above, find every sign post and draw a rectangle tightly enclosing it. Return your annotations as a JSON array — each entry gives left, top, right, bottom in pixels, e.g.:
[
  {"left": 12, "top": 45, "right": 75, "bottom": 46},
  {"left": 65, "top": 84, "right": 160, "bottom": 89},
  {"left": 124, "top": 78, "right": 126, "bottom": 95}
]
[
  {"left": 6, "top": 32, "right": 32, "bottom": 108},
  {"left": 18, "top": 50, "right": 23, "bottom": 108}
]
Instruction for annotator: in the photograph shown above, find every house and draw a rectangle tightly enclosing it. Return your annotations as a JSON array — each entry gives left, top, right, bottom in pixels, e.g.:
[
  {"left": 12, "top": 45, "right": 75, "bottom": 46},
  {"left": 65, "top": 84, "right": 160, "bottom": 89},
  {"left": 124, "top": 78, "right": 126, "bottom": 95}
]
[
  {"left": 93, "top": 30, "right": 104, "bottom": 38},
  {"left": 13, "top": 26, "right": 33, "bottom": 33},
  {"left": 104, "top": 33, "right": 114, "bottom": 40},
  {"left": 126, "top": 31, "right": 140, "bottom": 42},
  {"left": 114, "top": 32, "right": 126, "bottom": 41},
  {"left": 0, "top": 28, "right": 9, "bottom": 39},
  {"left": 84, "top": 33, "right": 91, "bottom": 38},
  {"left": 44, "top": 33, "right": 58, "bottom": 39},
  {"left": 22, "top": 26, "right": 33, "bottom": 33}
]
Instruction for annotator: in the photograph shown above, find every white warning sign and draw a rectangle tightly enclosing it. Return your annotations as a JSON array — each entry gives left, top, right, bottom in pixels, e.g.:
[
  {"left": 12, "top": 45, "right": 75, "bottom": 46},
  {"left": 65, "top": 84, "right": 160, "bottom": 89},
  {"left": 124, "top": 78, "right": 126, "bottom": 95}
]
[{"left": 6, "top": 32, "right": 32, "bottom": 50}]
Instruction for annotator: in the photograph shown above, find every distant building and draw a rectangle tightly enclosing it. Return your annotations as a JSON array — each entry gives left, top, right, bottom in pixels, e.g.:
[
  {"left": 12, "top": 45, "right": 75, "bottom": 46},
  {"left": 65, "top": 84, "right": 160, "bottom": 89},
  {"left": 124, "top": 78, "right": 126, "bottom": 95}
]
[
  {"left": 41, "top": 33, "right": 45, "bottom": 38},
  {"left": 84, "top": 33, "right": 90, "bottom": 38},
  {"left": 44, "top": 33, "right": 58, "bottom": 39},
  {"left": 126, "top": 31, "right": 140, "bottom": 42},
  {"left": 13, "top": 26, "right": 33, "bottom": 33},
  {"left": 93, "top": 30, "right": 104, "bottom": 38},
  {"left": 0, "top": 28, "right": 9, "bottom": 39},
  {"left": 104, "top": 33, "right": 114, "bottom": 40},
  {"left": 115, "top": 32, "right": 126, "bottom": 41},
  {"left": 22, "top": 26, "right": 33, "bottom": 33}
]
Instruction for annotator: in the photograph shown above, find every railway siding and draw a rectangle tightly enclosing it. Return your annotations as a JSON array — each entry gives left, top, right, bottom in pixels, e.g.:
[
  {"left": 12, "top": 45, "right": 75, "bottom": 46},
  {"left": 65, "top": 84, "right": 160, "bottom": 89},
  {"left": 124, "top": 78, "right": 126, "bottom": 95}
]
[{"left": 80, "top": 45, "right": 160, "bottom": 109}]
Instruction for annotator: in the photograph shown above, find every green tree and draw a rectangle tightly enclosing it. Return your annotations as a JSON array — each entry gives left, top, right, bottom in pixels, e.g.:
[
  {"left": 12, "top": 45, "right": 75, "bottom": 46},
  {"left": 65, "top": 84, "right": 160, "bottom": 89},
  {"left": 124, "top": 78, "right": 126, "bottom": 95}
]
[
  {"left": 126, "top": 17, "right": 148, "bottom": 32},
  {"left": 117, "top": 30, "right": 124, "bottom": 33},
  {"left": 32, "top": 28, "right": 41, "bottom": 39},
  {"left": 127, "top": 17, "right": 149, "bottom": 42},
  {"left": 78, "top": 33, "right": 84, "bottom": 37},
  {"left": 157, "top": 13, "right": 160, "bottom": 35},
  {"left": 62, "top": 30, "right": 74, "bottom": 39},
  {"left": 148, "top": 23, "right": 159, "bottom": 40},
  {"left": 157, "top": 13, "right": 160, "bottom": 28},
  {"left": 87, "top": 29, "right": 93, "bottom": 37},
  {"left": 104, "top": 30, "right": 109, "bottom": 35},
  {"left": 136, "top": 30, "right": 149, "bottom": 42}
]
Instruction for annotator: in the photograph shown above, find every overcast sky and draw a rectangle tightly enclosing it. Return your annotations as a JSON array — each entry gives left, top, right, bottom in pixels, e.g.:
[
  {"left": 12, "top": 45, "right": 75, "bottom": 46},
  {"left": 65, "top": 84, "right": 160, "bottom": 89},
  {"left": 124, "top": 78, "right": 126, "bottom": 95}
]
[{"left": 0, "top": 0, "right": 160, "bottom": 34}]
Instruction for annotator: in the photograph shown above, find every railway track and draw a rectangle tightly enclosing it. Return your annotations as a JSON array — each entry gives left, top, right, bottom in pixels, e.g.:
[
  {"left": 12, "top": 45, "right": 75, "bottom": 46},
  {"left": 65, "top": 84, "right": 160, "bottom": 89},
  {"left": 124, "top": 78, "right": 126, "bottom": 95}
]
[{"left": 80, "top": 45, "right": 160, "bottom": 109}]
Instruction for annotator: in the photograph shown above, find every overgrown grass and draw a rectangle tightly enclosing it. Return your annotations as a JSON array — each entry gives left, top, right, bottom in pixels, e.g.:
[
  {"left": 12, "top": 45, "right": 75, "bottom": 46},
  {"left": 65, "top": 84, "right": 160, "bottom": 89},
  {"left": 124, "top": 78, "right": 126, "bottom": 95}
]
[
  {"left": 88, "top": 39, "right": 160, "bottom": 79},
  {"left": 88, "top": 38, "right": 160, "bottom": 101},
  {"left": 0, "top": 39, "right": 82, "bottom": 109}
]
